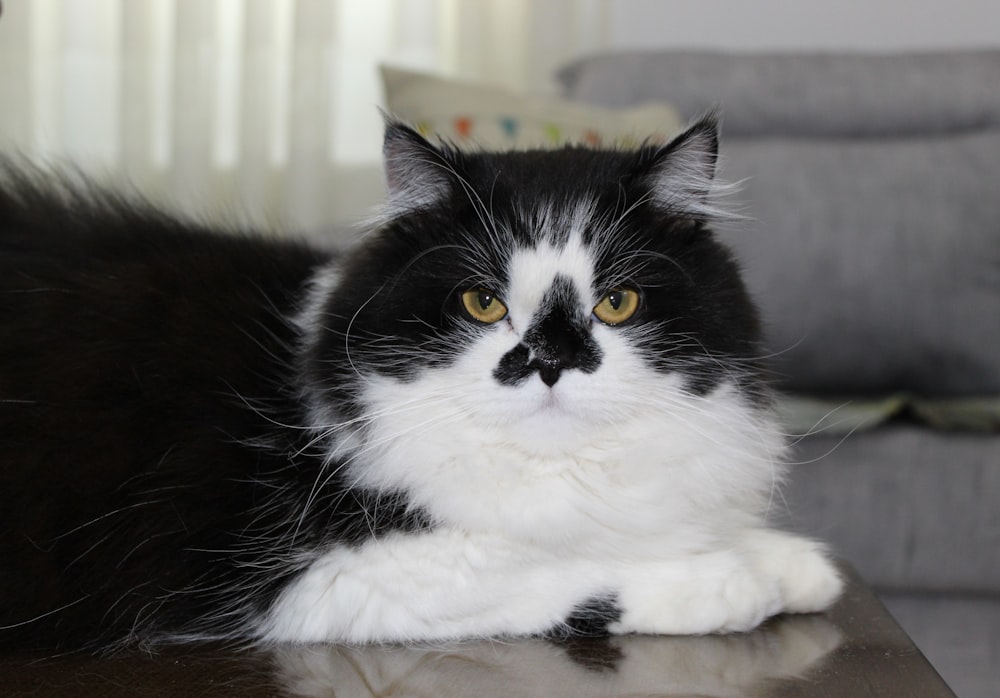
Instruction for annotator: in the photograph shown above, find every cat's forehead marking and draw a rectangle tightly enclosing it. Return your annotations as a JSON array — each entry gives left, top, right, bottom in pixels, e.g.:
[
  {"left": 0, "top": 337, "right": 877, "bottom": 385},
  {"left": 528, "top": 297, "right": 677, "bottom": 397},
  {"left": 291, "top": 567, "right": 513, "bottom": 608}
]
[
  {"left": 504, "top": 199, "right": 601, "bottom": 322},
  {"left": 507, "top": 230, "right": 595, "bottom": 323}
]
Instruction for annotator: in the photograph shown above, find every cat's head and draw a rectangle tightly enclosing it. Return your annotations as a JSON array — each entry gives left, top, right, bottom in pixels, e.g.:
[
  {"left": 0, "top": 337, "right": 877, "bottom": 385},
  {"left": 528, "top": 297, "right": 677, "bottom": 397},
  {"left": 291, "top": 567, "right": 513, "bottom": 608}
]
[{"left": 298, "top": 116, "right": 779, "bottom": 531}]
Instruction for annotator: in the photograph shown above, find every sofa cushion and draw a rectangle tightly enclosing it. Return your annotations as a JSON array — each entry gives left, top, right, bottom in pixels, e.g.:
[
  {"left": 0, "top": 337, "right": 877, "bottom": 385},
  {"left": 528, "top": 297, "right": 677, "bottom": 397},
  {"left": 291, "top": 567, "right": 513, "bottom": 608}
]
[
  {"left": 784, "top": 426, "right": 1000, "bottom": 594},
  {"left": 557, "top": 50, "right": 1000, "bottom": 138},
  {"left": 714, "top": 130, "right": 1000, "bottom": 396}
]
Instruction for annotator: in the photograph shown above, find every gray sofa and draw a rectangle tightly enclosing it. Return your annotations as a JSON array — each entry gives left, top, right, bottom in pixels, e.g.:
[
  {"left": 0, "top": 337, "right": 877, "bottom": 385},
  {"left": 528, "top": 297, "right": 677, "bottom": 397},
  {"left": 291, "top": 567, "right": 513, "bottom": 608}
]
[{"left": 558, "top": 50, "right": 1000, "bottom": 698}]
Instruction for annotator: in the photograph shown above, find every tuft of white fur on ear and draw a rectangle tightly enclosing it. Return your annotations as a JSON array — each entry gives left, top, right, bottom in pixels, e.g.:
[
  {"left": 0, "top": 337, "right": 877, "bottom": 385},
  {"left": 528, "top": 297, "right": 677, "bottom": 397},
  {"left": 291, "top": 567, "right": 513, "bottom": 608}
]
[
  {"left": 382, "top": 120, "right": 454, "bottom": 213},
  {"left": 642, "top": 113, "right": 739, "bottom": 221}
]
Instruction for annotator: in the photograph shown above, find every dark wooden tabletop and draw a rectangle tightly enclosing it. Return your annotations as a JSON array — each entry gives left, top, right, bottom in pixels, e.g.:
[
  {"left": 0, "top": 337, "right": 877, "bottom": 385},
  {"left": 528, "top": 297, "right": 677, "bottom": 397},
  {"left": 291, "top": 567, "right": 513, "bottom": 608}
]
[{"left": 0, "top": 564, "right": 955, "bottom": 697}]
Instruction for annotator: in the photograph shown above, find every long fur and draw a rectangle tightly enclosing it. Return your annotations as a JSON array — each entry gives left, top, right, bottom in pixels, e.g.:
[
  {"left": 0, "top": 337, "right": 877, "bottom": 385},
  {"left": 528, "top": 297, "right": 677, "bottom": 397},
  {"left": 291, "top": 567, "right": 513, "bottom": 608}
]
[{"left": 0, "top": 116, "right": 842, "bottom": 652}]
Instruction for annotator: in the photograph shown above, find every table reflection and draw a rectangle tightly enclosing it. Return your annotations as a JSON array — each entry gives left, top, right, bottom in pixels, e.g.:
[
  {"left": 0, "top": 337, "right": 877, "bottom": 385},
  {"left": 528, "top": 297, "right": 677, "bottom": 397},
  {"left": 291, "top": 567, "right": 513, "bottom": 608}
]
[{"left": 271, "top": 613, "right": 841, "bottom": 698}]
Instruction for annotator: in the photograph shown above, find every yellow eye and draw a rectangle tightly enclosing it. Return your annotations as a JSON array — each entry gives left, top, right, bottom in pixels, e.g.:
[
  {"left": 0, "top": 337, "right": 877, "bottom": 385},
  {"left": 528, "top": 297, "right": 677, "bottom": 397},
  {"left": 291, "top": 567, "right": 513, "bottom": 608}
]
[
  {"left": 593, "top": 288, "right": 640, "bottom": 326},
  {"left": 461, "top": 288, "right": 508, "bottom": 324}
]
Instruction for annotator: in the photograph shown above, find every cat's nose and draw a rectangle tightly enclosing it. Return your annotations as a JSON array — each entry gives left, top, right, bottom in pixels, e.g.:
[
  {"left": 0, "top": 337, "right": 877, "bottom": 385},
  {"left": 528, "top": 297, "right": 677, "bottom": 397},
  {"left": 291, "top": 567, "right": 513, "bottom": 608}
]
[
  {"left": 493, "top": 288, "right": 604, "bottom": 388},
  {"left": 526, "top": 324, "right": 585, "bottom": 387},
  {"left": 527, "top": 355, "right": 568, "bottom": 387}
]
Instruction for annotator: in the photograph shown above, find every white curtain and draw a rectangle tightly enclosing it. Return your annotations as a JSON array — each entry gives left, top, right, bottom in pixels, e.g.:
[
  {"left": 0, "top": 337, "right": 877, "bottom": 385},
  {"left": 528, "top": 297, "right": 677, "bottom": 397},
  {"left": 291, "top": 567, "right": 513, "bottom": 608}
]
[{"left": 0, "top": 0, "right": 609, "bottom": 234}]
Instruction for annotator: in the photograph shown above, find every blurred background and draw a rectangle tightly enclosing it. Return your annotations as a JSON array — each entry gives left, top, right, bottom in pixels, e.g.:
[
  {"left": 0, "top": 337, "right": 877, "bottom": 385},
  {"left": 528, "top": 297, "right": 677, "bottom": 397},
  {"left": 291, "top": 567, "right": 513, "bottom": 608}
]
[{"left": 0, "top": 0, "right": 997, "bottom": 232}]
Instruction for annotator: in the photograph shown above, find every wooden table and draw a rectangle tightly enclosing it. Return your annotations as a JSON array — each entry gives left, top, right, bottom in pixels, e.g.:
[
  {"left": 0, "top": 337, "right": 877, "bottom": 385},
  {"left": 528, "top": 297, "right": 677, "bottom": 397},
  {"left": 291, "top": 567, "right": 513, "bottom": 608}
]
[{"left": 0, "top": 565, "right": 955, "bottom": 697}]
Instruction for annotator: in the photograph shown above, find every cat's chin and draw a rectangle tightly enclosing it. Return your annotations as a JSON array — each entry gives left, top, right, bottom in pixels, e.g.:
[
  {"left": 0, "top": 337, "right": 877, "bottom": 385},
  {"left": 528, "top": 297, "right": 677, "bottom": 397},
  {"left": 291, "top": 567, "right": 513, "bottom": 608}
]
[
  {"left": 527, "top": 383, "right": 569, "bottom": 414},
  {"left": 494, "top": 384, "right": 608, "bottom": 454}
]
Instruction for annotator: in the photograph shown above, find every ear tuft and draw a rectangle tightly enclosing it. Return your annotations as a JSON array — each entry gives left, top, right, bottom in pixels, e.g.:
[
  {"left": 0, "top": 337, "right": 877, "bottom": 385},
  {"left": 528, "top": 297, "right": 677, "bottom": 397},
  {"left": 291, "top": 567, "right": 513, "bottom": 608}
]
[
  {"left": 382, "top": 120, "right": 454, "bottom": 212},
  {"left": 640, "top": 113, "right": 733, "bottom": 220}
]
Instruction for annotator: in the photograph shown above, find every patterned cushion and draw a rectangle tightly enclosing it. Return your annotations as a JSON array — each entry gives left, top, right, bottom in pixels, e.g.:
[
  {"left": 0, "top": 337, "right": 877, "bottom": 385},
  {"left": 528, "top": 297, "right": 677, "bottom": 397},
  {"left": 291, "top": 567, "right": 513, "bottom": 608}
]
[{"left": 381, "top": 65, "right": 683, "bottom": 149}]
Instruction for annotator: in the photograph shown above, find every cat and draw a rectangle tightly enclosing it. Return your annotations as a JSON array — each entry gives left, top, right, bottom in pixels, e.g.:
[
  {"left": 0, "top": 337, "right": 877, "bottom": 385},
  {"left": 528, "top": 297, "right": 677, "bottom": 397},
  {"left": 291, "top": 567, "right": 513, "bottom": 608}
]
[{"left": 0, "top": 115, "right": 842, "bottom": 652}]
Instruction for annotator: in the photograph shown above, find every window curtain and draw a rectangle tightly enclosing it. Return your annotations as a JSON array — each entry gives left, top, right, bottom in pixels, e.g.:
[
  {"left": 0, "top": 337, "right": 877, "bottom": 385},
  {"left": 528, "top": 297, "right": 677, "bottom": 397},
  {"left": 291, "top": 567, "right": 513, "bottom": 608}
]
[{"left": 0, "top": 0, "right": 608, "bottom": 233}]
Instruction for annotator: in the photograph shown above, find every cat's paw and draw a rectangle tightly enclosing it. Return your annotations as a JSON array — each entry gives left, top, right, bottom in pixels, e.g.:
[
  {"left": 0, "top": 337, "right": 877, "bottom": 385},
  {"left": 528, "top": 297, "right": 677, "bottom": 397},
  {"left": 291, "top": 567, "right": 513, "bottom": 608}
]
[
  {"left": 745, "top": 530, "right": 844, "bottom": 614},
  {"left": 611, "top": 553, "right": 785, "bottom": 635},
  {"left": 610, "top": 531, "right": 843, "bottom": 637}
]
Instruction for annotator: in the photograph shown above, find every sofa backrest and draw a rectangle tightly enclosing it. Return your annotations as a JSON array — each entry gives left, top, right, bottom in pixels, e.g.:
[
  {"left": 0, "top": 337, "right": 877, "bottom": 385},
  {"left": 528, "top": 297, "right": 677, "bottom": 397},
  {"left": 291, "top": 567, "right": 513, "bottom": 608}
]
[{"left": 558, "top": 50, "right": 1000, "bottom": 138}]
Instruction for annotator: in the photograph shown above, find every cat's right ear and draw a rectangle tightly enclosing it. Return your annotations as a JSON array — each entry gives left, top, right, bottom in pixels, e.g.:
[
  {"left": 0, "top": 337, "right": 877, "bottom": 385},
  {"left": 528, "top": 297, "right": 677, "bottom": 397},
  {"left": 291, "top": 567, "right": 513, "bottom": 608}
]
[
  {"left": 637, "top": 113, "right": 736, "bottom": 221},
  {"left": 382, "top": 121, "right": 454, "bottom": 212}
]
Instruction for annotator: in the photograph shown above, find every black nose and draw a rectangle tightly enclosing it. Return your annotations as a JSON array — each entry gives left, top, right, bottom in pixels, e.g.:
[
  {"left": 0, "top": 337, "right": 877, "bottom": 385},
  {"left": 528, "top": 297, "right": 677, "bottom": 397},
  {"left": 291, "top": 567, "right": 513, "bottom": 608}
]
[
  {"left": 528, "top": 355, "right": 567, "bottom": 387},
  {"left": 492, "top": 324, "right": 602, "bottom": 389},
  {"left": 524, "top": 314, "right": 590, "bottom": 387},
  {"left": 491, "top": 276, "right": 604, "bottom": 388},
  {"left": 527, "top": 323, "right": 584, "bottom": 386}
]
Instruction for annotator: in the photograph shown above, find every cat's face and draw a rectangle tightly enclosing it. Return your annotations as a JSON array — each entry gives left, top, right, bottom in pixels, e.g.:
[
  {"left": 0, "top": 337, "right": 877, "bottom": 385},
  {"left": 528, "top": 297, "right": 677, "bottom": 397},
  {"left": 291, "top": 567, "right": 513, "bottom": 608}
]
[{"left": 300, "top": 117, "right": 777, "bottom": 534}]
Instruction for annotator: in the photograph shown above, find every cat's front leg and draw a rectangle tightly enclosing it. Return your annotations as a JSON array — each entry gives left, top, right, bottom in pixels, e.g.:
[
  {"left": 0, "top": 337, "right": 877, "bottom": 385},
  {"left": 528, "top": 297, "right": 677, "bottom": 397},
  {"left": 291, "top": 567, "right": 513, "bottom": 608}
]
[
  {"left": 611, "top": 531, "right": 842, "bottom": 636},
  {"left": 259, "top": 529, "right": 590, "bottom": 643}
]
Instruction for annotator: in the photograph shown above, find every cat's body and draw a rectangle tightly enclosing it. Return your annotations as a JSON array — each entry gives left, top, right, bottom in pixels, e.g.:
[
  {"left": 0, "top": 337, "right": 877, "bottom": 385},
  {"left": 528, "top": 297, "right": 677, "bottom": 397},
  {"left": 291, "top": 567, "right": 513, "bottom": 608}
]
[{"left": 0, "top": 117, "right": 842, "bottom": 652}]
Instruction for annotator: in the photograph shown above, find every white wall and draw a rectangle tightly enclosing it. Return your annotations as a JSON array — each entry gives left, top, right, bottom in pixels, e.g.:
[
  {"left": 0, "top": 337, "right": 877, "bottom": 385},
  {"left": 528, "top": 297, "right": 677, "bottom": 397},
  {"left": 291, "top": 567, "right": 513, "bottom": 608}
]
[{"left": 606, "top": 0, "right": 1000, "bottom": 52}]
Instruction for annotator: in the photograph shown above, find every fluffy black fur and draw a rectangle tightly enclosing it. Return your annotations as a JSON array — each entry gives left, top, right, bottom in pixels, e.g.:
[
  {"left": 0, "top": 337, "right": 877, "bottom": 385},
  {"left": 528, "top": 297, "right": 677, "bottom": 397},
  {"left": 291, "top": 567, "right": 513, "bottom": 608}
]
[{"left": 0, "top": 170, "right": 432, "bottom": 651}]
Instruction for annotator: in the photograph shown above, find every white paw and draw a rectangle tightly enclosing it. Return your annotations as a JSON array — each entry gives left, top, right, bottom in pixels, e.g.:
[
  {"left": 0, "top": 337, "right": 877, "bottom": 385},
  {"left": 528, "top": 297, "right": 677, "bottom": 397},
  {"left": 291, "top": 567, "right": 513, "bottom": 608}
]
[
  {"left": 717, "top": 564, "right": 786, "bottom": 631},
  {"left": 611, "top": 531, "right": 844, "bottom": 637},
  {"left": 747, "top": 531, "right": 844, "bottom": 614},
  {"left": 612, "top": 553, "right": 784, "bottom": 635}
]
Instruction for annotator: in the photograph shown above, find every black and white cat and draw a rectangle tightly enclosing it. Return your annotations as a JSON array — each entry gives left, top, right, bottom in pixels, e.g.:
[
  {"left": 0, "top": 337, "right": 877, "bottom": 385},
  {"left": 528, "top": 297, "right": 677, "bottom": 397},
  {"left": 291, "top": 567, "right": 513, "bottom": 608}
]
[{"left": 0, "top": 115, "right": 841, "bottom": 652}]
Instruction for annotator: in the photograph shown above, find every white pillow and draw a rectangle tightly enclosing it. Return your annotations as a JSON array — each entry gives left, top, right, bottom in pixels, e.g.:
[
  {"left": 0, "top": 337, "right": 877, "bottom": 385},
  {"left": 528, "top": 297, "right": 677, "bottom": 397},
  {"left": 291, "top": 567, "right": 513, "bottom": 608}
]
[{"left": 381, "top": 65, "right": 683, "bottom": 150}]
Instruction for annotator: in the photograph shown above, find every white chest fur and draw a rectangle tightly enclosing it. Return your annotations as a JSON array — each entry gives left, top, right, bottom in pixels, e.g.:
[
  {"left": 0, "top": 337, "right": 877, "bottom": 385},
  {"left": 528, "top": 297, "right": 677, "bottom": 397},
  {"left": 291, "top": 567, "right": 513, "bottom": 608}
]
[{"left": 258, "top": 367, "right": 845, "bottom": 645}]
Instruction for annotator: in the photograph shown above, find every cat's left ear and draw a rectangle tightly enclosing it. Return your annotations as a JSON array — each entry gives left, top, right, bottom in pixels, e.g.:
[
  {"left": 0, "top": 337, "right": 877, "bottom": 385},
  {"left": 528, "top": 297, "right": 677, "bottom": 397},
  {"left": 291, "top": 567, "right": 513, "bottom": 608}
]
[
  {"left": 382, "top": 120, "right": 455, "bottom": 212},
  {"left": 638, "top": 113, "right": 723, "bottom": 219}
]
